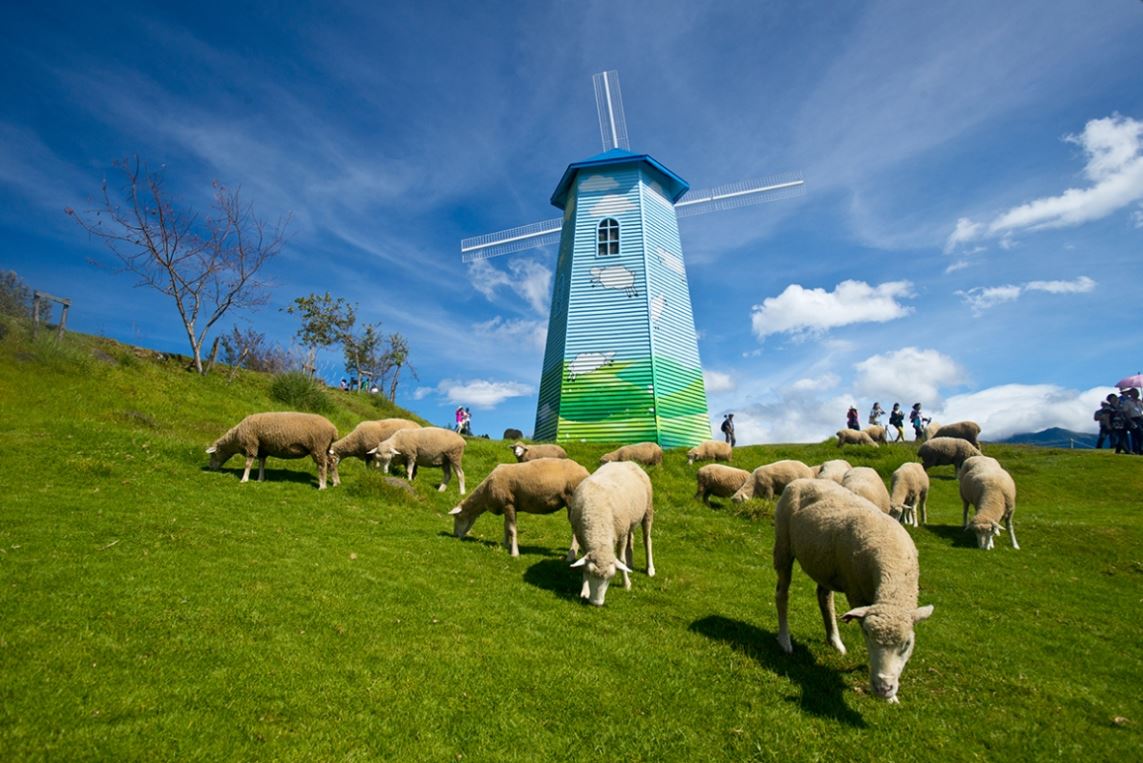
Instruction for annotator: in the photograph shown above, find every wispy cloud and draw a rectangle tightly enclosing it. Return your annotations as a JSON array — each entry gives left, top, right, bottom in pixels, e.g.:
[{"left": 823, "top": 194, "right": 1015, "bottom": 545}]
[
  {"left": 467, "top": 258, "right": 552, "bottom": 316},
  {"left": 702, "top": 370, "right": 736, "bottom": 393},
  {"left": 417, "top": 378, "right": 535, "bottom": 409},
  {"left": 956, "top": 275, "right": 1095, "bottom": 316},
  {"left": 946, "top": 114, "right": 1143, "bottom": 252},
  {"left": 472, "top": 316, "right": 548, "bottom": 352},
  {"left": 751, "top": 280, "right": 914, "bottom": 341}
]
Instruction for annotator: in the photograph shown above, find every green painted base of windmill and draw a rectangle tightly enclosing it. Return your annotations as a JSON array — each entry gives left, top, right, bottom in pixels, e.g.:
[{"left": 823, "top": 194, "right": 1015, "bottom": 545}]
[{"left": 542, "top": 355, "right": 711, "bottom": 448}]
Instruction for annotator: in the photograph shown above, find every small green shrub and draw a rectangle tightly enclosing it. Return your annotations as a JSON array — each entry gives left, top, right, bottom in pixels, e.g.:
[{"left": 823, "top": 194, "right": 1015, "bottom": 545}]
[{"left": 269, "top": 371, "right": 333, "bottom": 413}]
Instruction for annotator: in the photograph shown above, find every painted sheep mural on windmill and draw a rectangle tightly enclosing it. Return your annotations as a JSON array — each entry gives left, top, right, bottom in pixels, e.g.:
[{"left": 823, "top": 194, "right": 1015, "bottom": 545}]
[{"left": 460, "top": 70, "right": 804, "bottom": 447}]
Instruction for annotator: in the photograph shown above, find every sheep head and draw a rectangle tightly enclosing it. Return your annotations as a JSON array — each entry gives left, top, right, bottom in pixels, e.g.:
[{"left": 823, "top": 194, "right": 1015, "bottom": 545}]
[
  {"left": 511, "top": 443, "right": 528, "bottom": 462},
  {"left": 205, "top": 431, "right": 240, "bottom": 470},
  {"left": 570, "top": 553, "right": 631, "bottom": 606},
  {"left": 842, "top": 604, "right": 933, "bottom": 703},
  {"left": 969, "top": 518, "right": 1002, "bottom": 550},
  {"left": 367, "top": 438, "right": 401, "bottom": 473},
  {"left": 448, "top": 505, "right": 476, "bottom": 538}
]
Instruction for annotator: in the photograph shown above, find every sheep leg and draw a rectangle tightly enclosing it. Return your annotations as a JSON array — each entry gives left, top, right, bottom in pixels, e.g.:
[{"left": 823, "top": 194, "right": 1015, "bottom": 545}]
[
  {"left": 919, "top": 490, "right": 928, "bottom": 525},
  {"left": 817, "top": 585, "right": 847, "bottom": 654},
  {"left": 438, "top": 461, "right": 451, "bottom": 492},
  {"left": 503, "top": 506, "right": 519, "bottom": 557},
  {"left": 241, "top": 456, "right": 255, "bottom": 483},
  {"left": 329, "top": 453, "right": 340, "bottom": 487},
  {"left": 962, "top": 499, "right": 971, "bottom": 529},
  {"left": 774, "top": 546, "right": 794, "bottom": 654},
  {"left": 617, "top": 534, "right": 632, "bottom": 590},
  {"left": 455, "top": 462, "right": 465, "bottom": 495},
  {"left": 565, "top": 509, "right": 580, "bottom": 561},
  {"left": 257, "top": 456, "right": 267, "bottom": 482},
  {"left": 1006, "top": 512, "right": 1020, "bottom": 550},
  {"left": 407, "top": 460, "right": 417, "bottom": 482},
  {"left": 642, "top": 513, "right": 655, "bottom": 577},
  {"left": 315, "top": 453, "right": 327, "bottom": 490}
]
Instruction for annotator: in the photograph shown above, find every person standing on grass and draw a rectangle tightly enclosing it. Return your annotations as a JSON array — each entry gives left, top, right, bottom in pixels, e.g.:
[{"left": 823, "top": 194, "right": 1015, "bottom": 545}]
[
  {"left": 721, "top": 413, "right": 736, "bottom": 447},
  {"left": 868, "top": 402, "right": 885, "bottom": 426},
  {"left": 909, "top": 403, "right": 929, "bottom": 441},
  {"left": 888, "top": 403, "right": 905, "bottom": 442},
  {"left": 846, "top": 406, "right": 860, "bottom": 431}
]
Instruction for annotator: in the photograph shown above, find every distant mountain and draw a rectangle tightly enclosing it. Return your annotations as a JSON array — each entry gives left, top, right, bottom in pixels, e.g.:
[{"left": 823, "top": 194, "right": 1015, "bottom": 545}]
[{"left": 996, "top": 427, "right": 1098, "bottom": 449}]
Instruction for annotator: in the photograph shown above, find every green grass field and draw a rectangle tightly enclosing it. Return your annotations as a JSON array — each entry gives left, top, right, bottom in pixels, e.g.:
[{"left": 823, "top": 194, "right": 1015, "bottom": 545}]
[{"left": 1, "top": 322, "right": 1141, "bottom": 761}]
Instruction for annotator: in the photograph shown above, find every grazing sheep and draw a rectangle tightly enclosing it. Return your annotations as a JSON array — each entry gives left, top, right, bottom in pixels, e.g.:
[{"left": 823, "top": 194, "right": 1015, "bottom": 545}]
[
  {"left": 958, "top": 456, "right": 1019, "bottom": 550},
  {"left": 890, "top": 462, "right": 930, "bottom": 527},
  {"left": 599, "top": 442, "right": 663, "bottom": 466},
  {"left": 368, "top": 427, "right": 467, "bottom": 494},
  {"left": 774, "top": 478, "right": 934, "bottom": 703},
  {"left": 921, "top": 421, "right": 941, "bottom": 442},
  {"left": 731, "top": 460, "right": 815, "bottom": 502},
  {"left": 448, "top": 458, "right": 590, "bottom": 557},
  {"left": 329, "top": 418, "right": 420, "bottom": 471},
  {"left": 511, "top": 441, "right": 569, "bottom": 462},
  {"left": 569, "top": 462, "right": 655, "bottom": 606},
  {"left": 863, "top": 425, "right": 888, "bottom": 445},
  {"left": 695, "top": 464, "right": 752, "bottom": 505},
  {"left": 933, "top": 420, "right": 982, "bottom": 450},
  {"left": 812, "top": 459, "right": 852, "bottom": 484},
  {"left": 837, "top": 429, "right": 879, "bottom": 447},
  {"left": 206, "top": 412, "right": 340, "bottom": 490},
  {"left": 840, "top": 467, "right": 892, "bottom": 513},
  {"left": 918, "top": 437, "right": 982, "bottom": 471},
  {"left": 686, "top": 439, "right": 733, "bottom": 465}
]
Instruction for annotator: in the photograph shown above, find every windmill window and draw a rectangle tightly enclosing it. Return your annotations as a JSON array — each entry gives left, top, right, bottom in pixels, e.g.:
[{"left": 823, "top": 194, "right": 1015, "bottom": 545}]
[{"left": 597, "top": 218, "right": 620, "bottom": 256}]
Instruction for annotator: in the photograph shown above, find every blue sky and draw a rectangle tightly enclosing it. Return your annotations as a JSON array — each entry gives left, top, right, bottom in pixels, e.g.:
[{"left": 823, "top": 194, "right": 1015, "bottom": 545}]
[{"left": 3, "top": 1, "right": 1142, "bottom": 443}]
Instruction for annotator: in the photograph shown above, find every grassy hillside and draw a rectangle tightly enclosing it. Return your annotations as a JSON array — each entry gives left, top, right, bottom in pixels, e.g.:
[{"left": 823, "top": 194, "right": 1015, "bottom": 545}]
[{"left": 1, "top": 322, "right": 1141, "bottom": 760}]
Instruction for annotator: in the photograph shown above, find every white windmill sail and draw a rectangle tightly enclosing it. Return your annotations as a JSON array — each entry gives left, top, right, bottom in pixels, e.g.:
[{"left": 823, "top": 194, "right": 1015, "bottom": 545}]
[
  {"left": 674, "top": 174, "right": 806, "bottom": 218},
  {"left": 460, "top": 217, "right": 563, "bottom": 262},
  {"left": 593, "top": 70, "right": 630, "bottom": 152}
]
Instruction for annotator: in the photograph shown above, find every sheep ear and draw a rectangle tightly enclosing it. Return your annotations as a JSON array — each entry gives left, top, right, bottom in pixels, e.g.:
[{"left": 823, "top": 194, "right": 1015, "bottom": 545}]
[
  {"left": 366, "top": 447, "right": 377, "bottom": 455},
  {"left": 913, "top": 605, "right": 934, "bottom": 623},
  {"left": 569, "top": 556, "right": 587, "bottom": 568},
  {"left": 614, "top": 558, "right": 632, "bottom": 573},
  {"left": 206, "top": 446, "right": 216, "bottom": 454},
  {"left": 448, "top": 507, "right": 463, "bottom": 515},
  {"left": 841, "top": 606, "right": 872, "bottom": 623}
]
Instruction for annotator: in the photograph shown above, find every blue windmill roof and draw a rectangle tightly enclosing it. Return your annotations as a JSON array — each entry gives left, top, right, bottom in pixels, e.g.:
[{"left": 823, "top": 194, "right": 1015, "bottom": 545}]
[{"left": 550, "top": 148, "right": 690, "bottom": 210}]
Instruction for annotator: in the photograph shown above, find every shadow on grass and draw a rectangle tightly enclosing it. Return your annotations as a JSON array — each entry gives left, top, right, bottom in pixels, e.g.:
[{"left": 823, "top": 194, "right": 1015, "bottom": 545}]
[
  {"left": 201, "top": 466, "right": 320, "bottom": 486},
  {"left": 689, "top": 614, "right": 867, "bottom": 727},
  {"left": 922, "top": 523, "right": 977, "bottom": 548},
  {"left": 522, "top": 557, "right": 582, "bottom": 602},
  {"left": 438, "top": 532, "right": 564, "bottom": 559}
]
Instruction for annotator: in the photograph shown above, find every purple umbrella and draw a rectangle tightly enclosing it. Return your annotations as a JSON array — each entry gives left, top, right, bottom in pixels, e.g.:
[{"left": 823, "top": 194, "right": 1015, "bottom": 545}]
[{"left": 1116, "top": 373, "right": 1143, "bottom": 389}]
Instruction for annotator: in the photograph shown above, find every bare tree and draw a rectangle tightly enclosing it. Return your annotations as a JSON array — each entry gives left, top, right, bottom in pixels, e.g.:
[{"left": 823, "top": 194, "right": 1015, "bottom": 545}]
[{"left": 66, "top": 158, "right": 288, "bottom": 374}]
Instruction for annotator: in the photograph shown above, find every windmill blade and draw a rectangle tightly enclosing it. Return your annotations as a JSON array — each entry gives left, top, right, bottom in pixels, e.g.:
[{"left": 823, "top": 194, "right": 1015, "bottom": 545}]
[
  {"left": 593, "top": 70, "right": 630, "bottom": 152},
  {"left": 460, "top": 217, "right": 564, "bottom": 262},
  {"left": 674, "top": 174, "right": 806, "bottom": 218}
]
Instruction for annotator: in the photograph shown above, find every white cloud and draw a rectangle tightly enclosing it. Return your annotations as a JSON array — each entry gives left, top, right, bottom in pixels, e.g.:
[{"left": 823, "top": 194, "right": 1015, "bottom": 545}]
[
  {"left": 751, "top": 280, "right": 915, "bottom": 340},
  {"left": 472, "top": 316, "right": 548, "bottom": 352},
  {"left": 789, "top": 373, "right": 841, "bottom": 392},
  {"left": 468, "top": 258, "right": 552, "bottom": 316},
  {"left": 579, "top": 174, "right": 620, "bottom": 192},
  {"left": 956, "top": 276, "right": 1095, "bottom": 315},
  {"left": 853, "top": 347, "right": 967, "bottom": 404},
  {"left": 589, "top": 194, "right": 635, "bottom": 216},
  {"left": 930, "top": 384, "right": 1111, "bottom": 440},
  {"left": 947, "top": 114, "right": 1143, "bottom": 252},
  {"left": 428, "top": 378, "right": 535, "bottom": 409},
  {"left": 703, "top": 370, "right": 736, "bottom": 393}
]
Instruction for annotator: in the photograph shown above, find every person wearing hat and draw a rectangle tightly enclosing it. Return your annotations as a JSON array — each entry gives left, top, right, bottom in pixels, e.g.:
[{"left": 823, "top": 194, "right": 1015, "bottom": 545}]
[
  {"left": 909, "top": 403, "right": 929, "bottom": 441},
  {"left": 720, "top": 413, "right": 736, "bottom": 447}
]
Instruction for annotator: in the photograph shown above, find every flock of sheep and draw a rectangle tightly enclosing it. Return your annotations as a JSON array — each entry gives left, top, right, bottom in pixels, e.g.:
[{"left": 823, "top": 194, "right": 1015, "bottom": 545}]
[{"left": 205, "top": 411, "right": 1018, "bottom": 703}]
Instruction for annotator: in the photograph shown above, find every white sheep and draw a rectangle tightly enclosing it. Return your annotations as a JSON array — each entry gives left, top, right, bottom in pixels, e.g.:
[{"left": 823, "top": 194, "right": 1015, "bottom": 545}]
[
  {"left": 329, "top": 418, "right": 420, "bottom": 471},
  {"left": 840, "top": 467, "right": 892, "bottom": 513},
  {"left": 812, "top": 459, "right": 852, "bottom": 484},
  {"left": 958, "top": 456, "right": 1019, "bottom": 550},
  {"left": 449, "top": 458, "right": 590, "bottom": 557},
  {"left": 368, "top": 426, "right": 467, "bottom": 494},
  {"left": 774, "top": 478, "right": 934, "bottom": 703},
  {"left": 731, "top": 460, "right": 815, "bottom": 502},
  {"left": 922, "top": 421, "right": 941, "bottom": 442},
  {"left": 863, "top": 425, "right": 888, "bottom": 445},
  {"left": 889, "top": 462, "right": 930, "bottom": 527},
  {"left": 836, "top": 429, "right": 879, "bottom": 447},
  {"left": 918, "top": 437, "right": 982, "bottom": 471},
  {"left": 695, "top": 464, "right": 752, "bottom": 505},
  {"left": 686, "top": 439, "right": 733, "bottom": 465},
  {"left": 599, "top": 442, "right": 663, "bottom": 466},
  {"left": 569, "top": 461, "right": 655, "bottom": 606},
  {"left": 933, "top": 420, "right": 982, "bottom": 450},
  {"left": 511, "top": 441, "right": 569, "bottom": 462},
  {"left": 206, "top": 412, "right": 340, "bottom": 490}
]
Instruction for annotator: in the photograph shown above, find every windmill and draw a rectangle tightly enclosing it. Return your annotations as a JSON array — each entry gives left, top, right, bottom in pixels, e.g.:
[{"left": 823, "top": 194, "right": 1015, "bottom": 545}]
[{"left": 461, "top": 71, "right": 804, "bottom": 447}]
